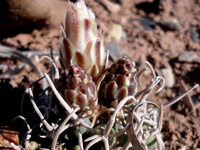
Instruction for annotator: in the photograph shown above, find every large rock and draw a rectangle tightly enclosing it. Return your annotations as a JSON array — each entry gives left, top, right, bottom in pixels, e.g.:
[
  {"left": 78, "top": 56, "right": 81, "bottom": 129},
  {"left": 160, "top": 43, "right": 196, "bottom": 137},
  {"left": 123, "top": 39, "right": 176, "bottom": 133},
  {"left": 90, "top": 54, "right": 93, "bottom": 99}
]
[{"left": 0, "top": 0, "right": 67, "bottom": 38}]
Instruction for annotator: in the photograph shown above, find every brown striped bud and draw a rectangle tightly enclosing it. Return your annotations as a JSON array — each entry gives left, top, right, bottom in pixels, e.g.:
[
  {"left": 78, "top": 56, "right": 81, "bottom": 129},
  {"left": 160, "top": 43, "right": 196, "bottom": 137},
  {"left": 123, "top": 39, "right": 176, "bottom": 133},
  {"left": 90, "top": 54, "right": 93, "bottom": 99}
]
[
  {"left": 99, "top": 57, "right": 139, "bottom": 107},
  {"left": 58, "top": 65, "right": 98, "bottom": 111},
  {"left": 59, "top": 0, "right": 108, "bottom": 82}
]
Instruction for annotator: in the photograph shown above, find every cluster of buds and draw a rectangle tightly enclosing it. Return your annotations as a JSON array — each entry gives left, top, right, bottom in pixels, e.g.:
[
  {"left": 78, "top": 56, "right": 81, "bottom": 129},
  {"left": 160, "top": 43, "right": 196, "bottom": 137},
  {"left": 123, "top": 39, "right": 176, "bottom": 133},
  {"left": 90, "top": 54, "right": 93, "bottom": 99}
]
[
  {"left": 58, "top": 65, "right": 98, "bottom": 111},
  {"left": 59, "top": 0, "right": 140, "bottom": 113},
  {"left": 56, "top": 0, "right": 165, "bottom": 149},
  {"left": 55, "top": 1, "right": 163, "bottom": 150}
]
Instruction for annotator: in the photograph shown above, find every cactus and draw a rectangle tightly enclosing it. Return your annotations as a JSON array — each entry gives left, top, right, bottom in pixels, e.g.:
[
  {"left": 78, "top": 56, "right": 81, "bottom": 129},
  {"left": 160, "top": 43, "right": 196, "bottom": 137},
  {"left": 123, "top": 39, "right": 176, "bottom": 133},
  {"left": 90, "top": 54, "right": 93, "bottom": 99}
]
[{"left": 15, "top": 0, "right": 198, "bottom": 150}]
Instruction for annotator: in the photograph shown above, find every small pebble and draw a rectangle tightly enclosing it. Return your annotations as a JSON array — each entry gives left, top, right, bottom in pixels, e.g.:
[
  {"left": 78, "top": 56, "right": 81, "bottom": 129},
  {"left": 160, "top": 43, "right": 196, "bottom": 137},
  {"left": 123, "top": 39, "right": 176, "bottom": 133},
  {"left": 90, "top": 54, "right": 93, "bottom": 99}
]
[{"left": 178, "top": 52, "right": 198, "bottom": 63}]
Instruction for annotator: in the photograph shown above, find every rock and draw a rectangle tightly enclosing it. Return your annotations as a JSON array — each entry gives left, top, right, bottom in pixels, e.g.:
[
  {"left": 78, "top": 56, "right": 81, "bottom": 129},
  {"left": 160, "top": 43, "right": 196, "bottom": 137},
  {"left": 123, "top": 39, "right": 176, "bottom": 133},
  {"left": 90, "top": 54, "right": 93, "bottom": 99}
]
[
  {"left": 192, "top": 93, "right": 200, "bottom": 107},
  {"left": 158, "top": 19, "right": 181, "bottom": 31},
  {"left": 172, "top": 134, "right": 178, "bottom": 141},
  {"left": 14, "top": 34, "right": 33, "bottom": 48},
  {"left": 178, "top": 52, "right": 198, "bottom": 63},
  {"left": 129, "top": 18, "right": 156, "bottom": 31},
  {"left": 96, "top": 0, "right": 121, "bottom": 13},
  {"left": 106, "top": 23, "right": 123, "bottom": 42},
  {"left": 1, "top": 0, "right": 54, "bottom": 20},
  {"left": 0, "top": 0, "right": 67, "bottom": 37},
  {"left": 187, "top": 28, "right": 200, "bottom": 43},
  {"left": 0, "top": 129, "right": 19, "bottom": 148},
  {"left": 106, "top": 38, "right": 124, "bottom": 61},
  {"left": 196, "top": 0, "right": 200, "bottom": 4},
  {"left": 135, "top": 0, "right": 160, "bottom": 14},
  {"left": 160, "top": 65, "right": 175, "bottom": 88},
  {"left": 110, "top": 0, "right": 123, "bottom": 4}
]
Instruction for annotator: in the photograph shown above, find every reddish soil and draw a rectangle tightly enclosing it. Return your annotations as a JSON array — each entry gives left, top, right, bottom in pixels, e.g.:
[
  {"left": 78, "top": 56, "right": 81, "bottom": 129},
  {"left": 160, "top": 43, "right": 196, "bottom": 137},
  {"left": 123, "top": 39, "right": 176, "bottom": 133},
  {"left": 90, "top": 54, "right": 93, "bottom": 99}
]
[{"left": 0, "top": 0, "right": 200, "bottom": 149}]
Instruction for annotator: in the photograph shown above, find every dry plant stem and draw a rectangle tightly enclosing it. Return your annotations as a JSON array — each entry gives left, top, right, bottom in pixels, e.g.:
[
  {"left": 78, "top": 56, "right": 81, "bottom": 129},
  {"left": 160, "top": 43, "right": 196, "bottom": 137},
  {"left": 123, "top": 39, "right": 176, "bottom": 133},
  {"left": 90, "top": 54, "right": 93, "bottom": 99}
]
[
  {"left": 127, "top": 107, "right": 146, "bottom": 150},
  {"left": 77, "top": 127, "right": 84, "bottom": 150},
  {"left": 85, "top": 96, "right": 136, "bottom": 150},
  {"left": 44, "top": 78, "right": 93, "bottom": 148},
  {"left": 158, "top": 105, "right": 163, "bottom": 131},
  {"left": 40, "top": 55, "right": 59, "bottom": 99},
  {"left": 155, "top": 105, "right": 164, "bottom": 150},
  {"left": 103, "top": 137, "right": 110, "bottom": 150},
  {"left": 85, "top": 135, "right": 100, "bottom": 142},
  {"left": 28, "top": 88, "right": 53, "bottom": 131},
  {"left": 103, "top": 96, "right": 136, "bottom": 137},
  {"left": 145, "top": 61, "right": 156, "bottom": 78},
  {"left": 21, "top": 72, "right": 48, "bottom": 115},
  {"left": 78, "top": 113, "right": 95, "bottom": 120},
  {"left": 85, "top": 137, "right": 102, "bottom": 150},
  {"left": 128, "top": 101, "right": 161, "bottom": 150},
  {"left": 12, "top": 116, "right": 37, "bottom": 148},
  {"left": 179, "top": 80, "right": 196, "bottom": 112},
  {"left": 12, "top": 115, "right": 31, "bottom": 130},
  {"left": 22, "top": 50, "right": 59, "bottom": 56},
  {"left": 21, "top": 124, "right": 38, "bottom": 148},
  {"left": 156, "top": 134, "right": 164, "bottom": 150},
  {"left": 51, "top": 108, "right": 80, "bottom": 150},
  {"left": 40, "top": 148, "right": 50, "bottom": 150},
  {"left": 10, "top": 143, "right": 21, "bottom": 150},
  {"left": 96, "top": 71, "right": 108, "bottom": 92},
  {"left": 40, "top": 56, "right": 59, "bottom": 79},
  {"left": 61, "top": 23, "right": 66, "bottom": 38},
  {"left": 137, "top": 67, "right": 148, "bottom": 79},
  {"left": 163, "top": 84, "right": 199, "bottom": 108},
  {"left": 90, "top": 107, "right": 115, "bottom": 128},
  {"left": 136, "top": 62, "right": 164, "bottom": 101},
  {"left": 61, "top": 123, "right": 73, "bottom": 134},
  {"left": 135, "top": 117, "right": 144, "bottom": 135},
  {"left": 139, "top": 76, "right": 165, "bottom": 102},
  {"left": 55, "top": 143, "right": 65, "bottom": 150},
  {"left": 0, "top": 63, "right": 26, "bottom": 78},
  {"left": 136, "top": 77, "right": 163, "bottom": 122},
  {"left": 44, "top": 73, "right": 74, "bottom": 113},
  {"left": 123, "top": 140, "right": 132, "bottom": 150},
  {"left": 109, "top": 123, "right": 129, "bottom": 137},
  {"left": 44, "top": 73, "right": 94, "bottom": 132}
]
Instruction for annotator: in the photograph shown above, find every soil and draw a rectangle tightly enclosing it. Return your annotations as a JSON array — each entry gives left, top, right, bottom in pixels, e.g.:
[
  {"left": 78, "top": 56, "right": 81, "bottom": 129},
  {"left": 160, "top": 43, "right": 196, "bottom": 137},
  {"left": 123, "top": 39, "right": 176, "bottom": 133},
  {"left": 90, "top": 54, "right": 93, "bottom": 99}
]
[{"left": 0, "top": 0, "right": 200, "bottom": 149}]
